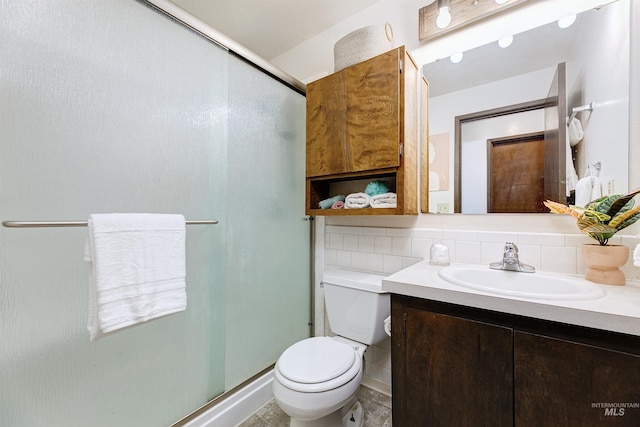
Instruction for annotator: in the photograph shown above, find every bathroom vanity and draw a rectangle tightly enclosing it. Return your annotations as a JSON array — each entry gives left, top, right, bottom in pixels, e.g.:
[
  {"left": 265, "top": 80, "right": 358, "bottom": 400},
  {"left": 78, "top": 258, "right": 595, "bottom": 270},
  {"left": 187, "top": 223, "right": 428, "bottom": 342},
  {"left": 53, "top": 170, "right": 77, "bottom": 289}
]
[{"left": 384, "top": 262, "right": 640, "bottom": 426}]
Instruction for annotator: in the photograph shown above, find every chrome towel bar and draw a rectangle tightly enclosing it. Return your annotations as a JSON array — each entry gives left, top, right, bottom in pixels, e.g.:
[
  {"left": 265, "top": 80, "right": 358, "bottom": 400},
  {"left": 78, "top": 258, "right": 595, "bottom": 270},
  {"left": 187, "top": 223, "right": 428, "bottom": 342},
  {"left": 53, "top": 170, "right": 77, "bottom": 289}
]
[{"left": 2, "top": 219, "right": 218, "bottom": 228}]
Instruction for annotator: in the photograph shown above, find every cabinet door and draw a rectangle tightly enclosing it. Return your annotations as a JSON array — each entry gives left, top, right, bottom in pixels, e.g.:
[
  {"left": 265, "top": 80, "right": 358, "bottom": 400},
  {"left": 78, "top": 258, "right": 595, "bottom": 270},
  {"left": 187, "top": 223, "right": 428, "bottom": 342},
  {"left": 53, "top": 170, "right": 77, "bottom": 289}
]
[
  {"left": 345, "top": 48, "right": 401, "bottom": 173},
  {"left": 395, "top": 307, "right": 514, "bottom": 427},
  {"left": 306, "top": 48, "right": 402, "bottom": 178},
  {"left": 306, "top": 71, "right": 348, "bottom": 177},
  {"left": 515, "top": 332, "right": 640, "bottom": 426}
]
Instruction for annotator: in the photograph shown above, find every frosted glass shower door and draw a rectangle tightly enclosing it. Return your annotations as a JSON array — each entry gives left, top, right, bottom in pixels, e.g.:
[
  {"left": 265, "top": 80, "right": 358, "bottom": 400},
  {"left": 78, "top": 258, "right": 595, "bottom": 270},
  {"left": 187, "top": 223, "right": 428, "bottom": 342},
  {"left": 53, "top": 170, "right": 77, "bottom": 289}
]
[{"left": 225, "top": 56, "right": 310, "bottom": 389}]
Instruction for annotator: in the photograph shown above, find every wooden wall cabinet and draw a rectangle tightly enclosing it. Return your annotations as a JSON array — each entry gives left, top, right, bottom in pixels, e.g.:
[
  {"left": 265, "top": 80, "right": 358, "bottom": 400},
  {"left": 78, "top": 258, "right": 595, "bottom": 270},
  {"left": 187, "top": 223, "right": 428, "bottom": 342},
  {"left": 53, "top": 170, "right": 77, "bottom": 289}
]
[
  {"left": 391, "top": 295, "right": 640, "bottom": 427},
  {"left": 305, "top": 46, "right": 418, "bottom": 216}
]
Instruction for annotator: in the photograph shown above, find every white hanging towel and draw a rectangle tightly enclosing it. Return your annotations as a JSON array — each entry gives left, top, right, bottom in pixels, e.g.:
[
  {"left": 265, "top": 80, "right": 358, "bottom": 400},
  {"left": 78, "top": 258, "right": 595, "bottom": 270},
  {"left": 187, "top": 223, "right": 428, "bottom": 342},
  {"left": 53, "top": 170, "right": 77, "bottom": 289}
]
[
  {"left": 345, "top": 192, "right": 371, "bottom": 208},
  {"left": 565, "top": 134, "right": 579, "bottom": 196},
  {"left": 370, "top": 192, "right": 397, "bottom": 208},
  {"left": 85, "top": 213, "right": 187, "bottom": 341},
  {"left": 566, "top": 118, "right": 584, "bottom": 196},
  {"left": 634, "top": 244, "right": 640, "bottom": 267},
  {"left": 574, "top": 169, "right": 602, "bottom": 208}
]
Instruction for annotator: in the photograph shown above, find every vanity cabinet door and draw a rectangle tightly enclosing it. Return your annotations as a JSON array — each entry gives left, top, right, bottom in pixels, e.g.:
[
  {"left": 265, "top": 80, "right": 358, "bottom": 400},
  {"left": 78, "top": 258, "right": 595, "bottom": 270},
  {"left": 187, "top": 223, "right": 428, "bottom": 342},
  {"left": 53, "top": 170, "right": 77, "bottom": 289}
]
[
  {"left": 393, "top": 304, "right": 514, "bottom": 427},
  {"left": 515, "top": 332, "right": 640, "bottom": 427}
]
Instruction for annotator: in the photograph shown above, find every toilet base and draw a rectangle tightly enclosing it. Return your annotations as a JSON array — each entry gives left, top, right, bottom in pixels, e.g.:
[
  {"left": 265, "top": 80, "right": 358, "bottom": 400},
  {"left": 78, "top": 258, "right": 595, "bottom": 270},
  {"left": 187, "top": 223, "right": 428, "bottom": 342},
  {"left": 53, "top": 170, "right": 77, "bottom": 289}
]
[{"left": 289, "top": 400, "right": 363, "bottom": 427}]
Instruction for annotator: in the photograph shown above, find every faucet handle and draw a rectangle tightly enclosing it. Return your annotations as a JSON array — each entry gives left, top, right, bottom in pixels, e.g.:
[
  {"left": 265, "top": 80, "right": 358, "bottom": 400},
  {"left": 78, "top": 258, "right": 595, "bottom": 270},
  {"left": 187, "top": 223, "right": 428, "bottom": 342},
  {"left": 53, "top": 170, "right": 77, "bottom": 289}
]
[{"left": 504, "top": 242, "right": 519, "bottom": 255}]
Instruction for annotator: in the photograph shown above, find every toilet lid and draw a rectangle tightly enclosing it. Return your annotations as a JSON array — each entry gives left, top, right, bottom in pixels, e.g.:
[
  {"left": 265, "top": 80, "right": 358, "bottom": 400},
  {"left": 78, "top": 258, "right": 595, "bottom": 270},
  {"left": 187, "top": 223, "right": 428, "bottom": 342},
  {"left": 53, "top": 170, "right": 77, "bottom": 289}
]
[{"left": 277, "top": 337, "right": 356, "bottom": 384}]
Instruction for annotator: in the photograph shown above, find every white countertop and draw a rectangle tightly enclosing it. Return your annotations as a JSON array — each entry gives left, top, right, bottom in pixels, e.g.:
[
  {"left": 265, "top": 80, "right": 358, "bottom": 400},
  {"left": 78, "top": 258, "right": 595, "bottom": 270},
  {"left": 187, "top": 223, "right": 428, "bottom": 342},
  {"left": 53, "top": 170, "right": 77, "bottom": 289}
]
[{"left": 383, "top": 261, "right": 640, "bottom": 337}]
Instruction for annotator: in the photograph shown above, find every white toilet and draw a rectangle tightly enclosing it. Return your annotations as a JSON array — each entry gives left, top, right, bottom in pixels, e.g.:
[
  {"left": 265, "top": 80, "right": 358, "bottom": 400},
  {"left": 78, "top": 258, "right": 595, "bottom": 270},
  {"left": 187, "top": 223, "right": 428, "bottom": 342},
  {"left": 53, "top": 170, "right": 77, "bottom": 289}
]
[{"left": 272, "top": 267, "right": 390, "bottom": 427}]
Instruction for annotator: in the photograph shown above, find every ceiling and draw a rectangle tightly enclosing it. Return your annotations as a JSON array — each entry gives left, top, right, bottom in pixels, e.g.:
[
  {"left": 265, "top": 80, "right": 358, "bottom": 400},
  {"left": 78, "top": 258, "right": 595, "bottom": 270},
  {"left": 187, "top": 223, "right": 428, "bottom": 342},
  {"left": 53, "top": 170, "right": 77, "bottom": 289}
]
[{"left": 168, "top": 0, "right": 383, "bottom": 60}]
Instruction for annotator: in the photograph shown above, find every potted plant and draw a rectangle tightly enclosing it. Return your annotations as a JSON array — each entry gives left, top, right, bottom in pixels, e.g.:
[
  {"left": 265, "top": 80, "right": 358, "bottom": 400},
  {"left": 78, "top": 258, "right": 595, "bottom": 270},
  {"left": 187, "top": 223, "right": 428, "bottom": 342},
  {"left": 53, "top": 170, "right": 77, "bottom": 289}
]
[{"left": 544, "top": 188, "right": 640, "bottom": 285}]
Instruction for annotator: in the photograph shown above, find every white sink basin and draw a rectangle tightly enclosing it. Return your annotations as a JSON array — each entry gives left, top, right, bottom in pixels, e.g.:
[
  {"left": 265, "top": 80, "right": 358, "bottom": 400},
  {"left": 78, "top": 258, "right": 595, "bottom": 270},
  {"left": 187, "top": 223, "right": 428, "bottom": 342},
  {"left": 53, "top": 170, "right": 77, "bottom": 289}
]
[{"left": 438, "top": 265, "right": 606, "bottom": 301}]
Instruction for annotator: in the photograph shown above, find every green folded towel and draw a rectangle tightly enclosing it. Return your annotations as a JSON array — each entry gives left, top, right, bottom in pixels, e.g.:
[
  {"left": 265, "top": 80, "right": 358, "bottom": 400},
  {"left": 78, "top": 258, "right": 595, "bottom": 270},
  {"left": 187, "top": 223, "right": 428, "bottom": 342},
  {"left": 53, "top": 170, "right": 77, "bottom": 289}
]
[{"left": 319, "top": 195, "right": 345, "bottom": 209}]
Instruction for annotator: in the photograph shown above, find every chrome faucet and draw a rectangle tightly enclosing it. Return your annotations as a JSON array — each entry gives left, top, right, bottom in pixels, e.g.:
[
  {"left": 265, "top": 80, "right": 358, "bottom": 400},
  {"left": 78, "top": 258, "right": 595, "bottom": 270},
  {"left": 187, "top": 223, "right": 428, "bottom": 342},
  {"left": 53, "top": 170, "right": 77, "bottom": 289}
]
[{"left": 490, "top": 242, "right": 535, "bottom": 273}]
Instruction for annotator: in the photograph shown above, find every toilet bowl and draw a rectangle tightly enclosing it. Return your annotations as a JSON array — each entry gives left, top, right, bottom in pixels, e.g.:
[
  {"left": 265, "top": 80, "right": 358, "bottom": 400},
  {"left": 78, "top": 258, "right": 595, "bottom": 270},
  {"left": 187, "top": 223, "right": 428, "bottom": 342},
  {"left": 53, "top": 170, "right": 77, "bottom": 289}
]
[
  {"left": 272, "top": 268, "right": 390, "bottom": 427},
  {"left": 273, "top": 336, "right": 365, "bottom": 425}
]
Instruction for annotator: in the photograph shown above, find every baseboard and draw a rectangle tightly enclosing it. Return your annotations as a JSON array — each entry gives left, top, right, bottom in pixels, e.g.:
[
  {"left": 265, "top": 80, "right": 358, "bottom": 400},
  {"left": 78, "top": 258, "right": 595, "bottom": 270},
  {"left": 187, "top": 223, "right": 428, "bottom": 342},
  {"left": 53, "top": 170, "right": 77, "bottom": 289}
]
[
  {"left": 182, "top": 370, "right": 274, "bottom": 427},
  {"left": 361, "top": 376, "right": 392, "bottom": 397}
]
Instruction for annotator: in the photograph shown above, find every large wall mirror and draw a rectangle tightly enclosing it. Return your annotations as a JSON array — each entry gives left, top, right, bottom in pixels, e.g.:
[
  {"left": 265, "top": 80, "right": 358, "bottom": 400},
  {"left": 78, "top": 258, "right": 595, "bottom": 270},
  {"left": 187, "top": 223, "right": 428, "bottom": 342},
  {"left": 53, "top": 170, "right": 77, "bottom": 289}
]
[{"left": 422, "top": 0, "right": 631, "bottom": 214}]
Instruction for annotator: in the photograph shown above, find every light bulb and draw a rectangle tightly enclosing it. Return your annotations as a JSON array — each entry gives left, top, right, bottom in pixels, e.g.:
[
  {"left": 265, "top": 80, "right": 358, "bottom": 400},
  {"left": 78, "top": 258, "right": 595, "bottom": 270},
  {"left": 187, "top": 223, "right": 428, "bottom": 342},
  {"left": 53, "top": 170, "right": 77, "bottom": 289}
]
[
  {"left": 450, "top": 52, "right": 463, "bottom": 64},
  {"left": 436, "top": 6, "right": 452, "bottom": 29},
  {"left": 558, "top": 14, "right": 576, "bottom": 29},
  {"left": 495, "top": 0, "right": 508, "bottom": 4},
  {"left": 498, "top": 35, "right": 513, "bottom": 48}
]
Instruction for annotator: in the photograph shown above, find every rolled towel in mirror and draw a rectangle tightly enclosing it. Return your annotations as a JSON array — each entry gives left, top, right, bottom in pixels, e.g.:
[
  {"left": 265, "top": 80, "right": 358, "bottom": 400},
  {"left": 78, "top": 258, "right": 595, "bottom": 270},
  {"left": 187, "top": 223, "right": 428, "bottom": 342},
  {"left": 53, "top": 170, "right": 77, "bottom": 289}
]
[
  {"left": 568, "top": 118, "right": 584, "bottom": 146},
  {"left": 345, "top": 192, "right": 371, "bottom": 208},
  {"left": 331, "top": 201, "right": 345, "bottom": 209},
  {"left": 574, "top": 176, "right": 593, "bottom": 208}
]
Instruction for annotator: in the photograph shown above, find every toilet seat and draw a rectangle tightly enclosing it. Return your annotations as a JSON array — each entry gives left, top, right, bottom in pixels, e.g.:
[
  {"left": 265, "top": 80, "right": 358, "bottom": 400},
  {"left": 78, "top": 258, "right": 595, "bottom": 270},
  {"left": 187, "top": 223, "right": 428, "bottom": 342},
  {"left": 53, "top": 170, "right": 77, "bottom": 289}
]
[{"left": 275, "top": 337, "right": 361, "bottom": 393}]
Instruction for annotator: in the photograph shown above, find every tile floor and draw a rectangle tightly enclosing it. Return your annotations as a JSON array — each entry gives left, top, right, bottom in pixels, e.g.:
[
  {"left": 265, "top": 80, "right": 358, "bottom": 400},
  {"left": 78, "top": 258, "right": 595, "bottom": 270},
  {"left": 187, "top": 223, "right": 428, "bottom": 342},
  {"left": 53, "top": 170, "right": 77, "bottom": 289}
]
[{"left": 237, "top": 386, "right": 392, "bottom": 427}]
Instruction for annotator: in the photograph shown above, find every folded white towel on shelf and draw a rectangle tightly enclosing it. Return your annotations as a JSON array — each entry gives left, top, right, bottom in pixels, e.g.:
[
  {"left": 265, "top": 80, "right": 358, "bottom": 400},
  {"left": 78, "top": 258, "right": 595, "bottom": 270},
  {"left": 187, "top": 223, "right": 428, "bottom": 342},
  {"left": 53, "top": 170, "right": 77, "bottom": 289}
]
[
  {"left": 370, "top": 192, "right": 397, "bottom": 208},
  {"left": 85, "top": 213, "right": 187, "bottom": 341},
  {"left": 634, "top": 244, "right": 640, "bottom": 267},
  {"left": 345, "top": 192, "right": 371, "bottom": 209}
]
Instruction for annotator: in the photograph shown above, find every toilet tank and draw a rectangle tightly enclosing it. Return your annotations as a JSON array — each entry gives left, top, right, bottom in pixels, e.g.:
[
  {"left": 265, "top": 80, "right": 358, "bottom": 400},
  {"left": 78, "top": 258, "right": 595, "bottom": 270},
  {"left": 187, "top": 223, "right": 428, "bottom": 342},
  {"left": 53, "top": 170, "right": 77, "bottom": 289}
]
[{"left": 322, "top": 267, "right": 390, "bottom": 345}]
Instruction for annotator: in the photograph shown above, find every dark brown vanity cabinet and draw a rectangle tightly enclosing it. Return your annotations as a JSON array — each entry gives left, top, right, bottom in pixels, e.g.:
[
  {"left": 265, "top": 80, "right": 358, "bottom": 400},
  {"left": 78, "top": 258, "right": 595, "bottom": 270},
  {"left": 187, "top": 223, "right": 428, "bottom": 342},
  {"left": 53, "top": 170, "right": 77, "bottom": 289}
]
[{"left": 391, "top": 295, "right": 640, "bottom": 427}]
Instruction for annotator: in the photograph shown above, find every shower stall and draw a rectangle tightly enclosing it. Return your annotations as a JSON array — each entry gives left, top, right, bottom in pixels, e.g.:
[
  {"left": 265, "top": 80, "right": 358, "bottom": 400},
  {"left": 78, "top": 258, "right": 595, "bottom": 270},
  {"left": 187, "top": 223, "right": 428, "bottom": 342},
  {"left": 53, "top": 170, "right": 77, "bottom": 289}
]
[{"left": 0, "top": 1, "right": 310, "bottom": 425}]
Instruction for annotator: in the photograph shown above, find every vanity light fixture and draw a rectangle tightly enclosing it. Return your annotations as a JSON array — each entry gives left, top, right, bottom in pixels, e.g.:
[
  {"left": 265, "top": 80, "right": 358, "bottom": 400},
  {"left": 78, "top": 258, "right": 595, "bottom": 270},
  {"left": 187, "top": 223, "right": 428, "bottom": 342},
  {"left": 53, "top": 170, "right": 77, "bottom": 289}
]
[
  {"left": 498, "top": 35, "right": 513, "bottom": 48},
  {"left": 557, "top": 14, "right": 577, "bottom": 29},
  {"left": 419, "top": 0, "right": 528, "bottom": 42},
  {"left": 495, "top": 0, "right": 508, "bottom": 4},
  {"left": 436, "top": 0, "right": 452, "bottom": 29},
  {"left": 450, "top": 52, "right": 463, "bottom": 63}
]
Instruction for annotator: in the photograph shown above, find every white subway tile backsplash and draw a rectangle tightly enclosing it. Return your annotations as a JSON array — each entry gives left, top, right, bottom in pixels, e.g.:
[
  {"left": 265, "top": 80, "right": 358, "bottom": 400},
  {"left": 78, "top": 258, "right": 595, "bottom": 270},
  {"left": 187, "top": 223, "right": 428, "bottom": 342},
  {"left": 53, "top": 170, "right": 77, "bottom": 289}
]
[
  {"left": 518, "top": 232, "right": 565, "bottom": 246},
  {"left": 454, "top": 240, "right": 481, "bottom": 264},
  {"left": 411, "top": 228, "right": 444, "bottom": 239},
  {"left": 343, "top": 234, "right": 359, "bottom": 251},
  {"left": 351, "top": 251, "right": 368, "bottom": 270},
  {"left": 335, "top": 250, "right": 352, "bottom": 267},
  {"left": 480, "top": 242, "right": 506, "bottom": 265},
  {"left": 366, "top": 253, "right": 384, "bottom": 272},
  {"left": 342, "top": 226, "right": 362, "bottom": 234},
  {"left": 326, "top": 233, "right": 344, "bottom": 250},
  {"left": 392, "top": 237, "right": 412, "bottom": 256},
  {"left": 386, "top": 228, "right": 414, "bottom": 238},
  {"left": 358, "top": 235, "right": 375, "bottom": 253},
  {"left": 362, "top": 227, "right": 387, "bottom": 236},
  {"left": 477, "top": 231, "right": 518, "bottom": 243},
  {"left": 541, "top": 246, "right": 577, "bottom": 273},
  {"left": 411, "top": 238, "right": 432, "bottom": 258},
  {"left": 374, "top": 236, "right": 393, "bottom": 255},
  {"left": 444, "top": 229, "right": 478, "bottom": 241}
]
